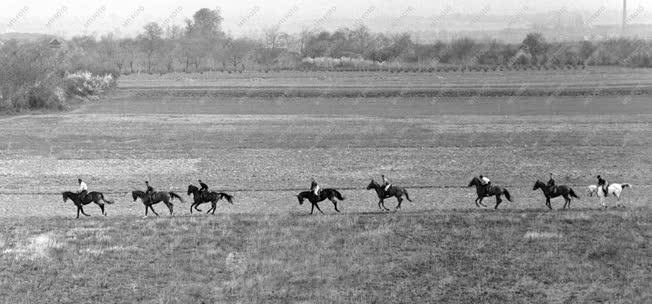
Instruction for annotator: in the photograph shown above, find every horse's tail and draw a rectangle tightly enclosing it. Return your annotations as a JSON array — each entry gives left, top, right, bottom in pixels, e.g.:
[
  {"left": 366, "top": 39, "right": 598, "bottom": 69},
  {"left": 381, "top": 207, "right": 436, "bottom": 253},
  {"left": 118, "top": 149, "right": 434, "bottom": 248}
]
[
  {"left": 219, "top": 192, "right": 234, "bottom": 204},
  {"left": 569, "top": 189, "right": 580, "bottom": 199},
  {"left": 332, "top": 189, "right": 345, "bottom": 200},
  {"left": 503, "top": 189, "right": 512, "bottom": 202},
  {"left": 169, "top": 192, "right": 185, "bottom": 203},
  {"left": 100, "top": 193, "right": 114, "bottom": 204},
  {"left": 621, "top": 183, "right": 632, "bottom": 189},
  {"left": 403, "top": 188, "right": 412, "bottom": 202}
]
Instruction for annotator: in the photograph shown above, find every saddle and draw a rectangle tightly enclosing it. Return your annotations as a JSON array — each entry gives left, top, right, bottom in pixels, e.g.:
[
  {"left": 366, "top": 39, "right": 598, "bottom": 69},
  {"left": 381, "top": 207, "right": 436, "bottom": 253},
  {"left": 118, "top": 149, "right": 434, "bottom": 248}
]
[{"left": 383, "top": 186, "right": 393, "bottom": 198}]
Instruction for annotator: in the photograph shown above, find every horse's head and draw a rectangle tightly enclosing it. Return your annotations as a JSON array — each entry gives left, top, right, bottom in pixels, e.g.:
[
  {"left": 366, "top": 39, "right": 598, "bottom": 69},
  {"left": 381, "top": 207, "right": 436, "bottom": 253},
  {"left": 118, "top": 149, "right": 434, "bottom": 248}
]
[
  {"left": 297, "top": 194, "right": 304, "bottom": 205},
  {"left": 366, "top": 180, "right": 376, "bottom": 190},
  {"left": 532, "top": 180, "right": 545, "bottom": 190},
  {"left": 468, "top": 177, "right": 480, "bottom": 187},
  {"left": 587, "top": 185, "right": 597, "bottom": 197},
  {"left": 187, "top": 185, "right": 197, "bottom": 196},
  {"left": 131, "top": 191, "right": 140, "bottom": 202},
  {"left": 62, "top": 192, "right": 70, "bottom": 202}
]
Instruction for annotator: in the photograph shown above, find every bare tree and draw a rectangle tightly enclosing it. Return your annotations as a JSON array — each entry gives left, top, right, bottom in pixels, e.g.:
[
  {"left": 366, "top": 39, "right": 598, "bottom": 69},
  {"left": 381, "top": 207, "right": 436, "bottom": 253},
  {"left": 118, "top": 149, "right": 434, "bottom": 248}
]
[{"left": 139, "top": 22, "right": 163, "bottom": 73}]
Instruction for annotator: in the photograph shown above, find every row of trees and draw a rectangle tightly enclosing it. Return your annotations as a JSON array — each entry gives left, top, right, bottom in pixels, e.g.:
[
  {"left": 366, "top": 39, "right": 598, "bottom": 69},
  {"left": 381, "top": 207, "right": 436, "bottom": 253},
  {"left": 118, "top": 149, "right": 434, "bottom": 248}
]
[
  {"left": 48, "top": 8, "right": 652, "bottom": 75},
  {"left": 301, "top": 30, "right": 652, "bottom": 68}
]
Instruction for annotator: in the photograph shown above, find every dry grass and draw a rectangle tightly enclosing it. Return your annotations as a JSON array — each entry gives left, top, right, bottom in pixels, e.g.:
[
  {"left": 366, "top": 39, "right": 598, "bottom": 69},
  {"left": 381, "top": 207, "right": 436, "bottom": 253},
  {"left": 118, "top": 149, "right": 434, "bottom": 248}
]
[
  {"left": 0, "top": 71, "right": 650, "bottom": 303},
  {"left": 0, "top": 209, "right": 649, "bottom": 303}
]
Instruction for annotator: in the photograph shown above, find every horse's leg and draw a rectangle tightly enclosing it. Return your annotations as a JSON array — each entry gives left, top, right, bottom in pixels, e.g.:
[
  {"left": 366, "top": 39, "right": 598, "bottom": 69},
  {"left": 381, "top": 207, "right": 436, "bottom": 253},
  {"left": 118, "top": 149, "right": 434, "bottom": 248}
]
[
  {"left": 95, "top": 201, "right": 105, "bottom": 216},
  {"left": 150, "top": 205, "right": 160, "bottom": 216},
  {"left": 381, "top": 198, "right": 389, "bottom": 211},
  {"left": 329, "top": 198, "right": 340, "bottom": 212},
  {"left": 80, "top": 206, "right": 90, "bottom": 216},
  {"left": 144, "top": 205, "right": 149, "bottom": 216},
  {"left": 562, "top": 194, "right": 570, "bottom": 209},
  {"left": 190, "top": 203, "right": 194, "bottom": 214},
  {"left": 396, "top": 197, "right": 403, "bottom": 210},
  {"left": 166, "top": 200, "right": 173, "bottom": 215},
  {"left": 211, "top": 200, "right": 217, "bottom": 215},
  {"left": 494, "top": 195, "right": 502, "bottom": 209},
  {"left": 76, "top": 206, "right": 81, "bottom": 219},
  {"left": 314, "top": 202, "right": 324, "bottom": 214},
  {"left": 546, "top": 198, "right": 552, "bottom": 210},
  {"left": 310, "top": 203, "right": 315, "bottom": 215},
  {"left": 474, "top": 197, "right": 480, "bottom": 208},
  {"left": 478, "top": 197, "right": 486, "bottom": 208}
]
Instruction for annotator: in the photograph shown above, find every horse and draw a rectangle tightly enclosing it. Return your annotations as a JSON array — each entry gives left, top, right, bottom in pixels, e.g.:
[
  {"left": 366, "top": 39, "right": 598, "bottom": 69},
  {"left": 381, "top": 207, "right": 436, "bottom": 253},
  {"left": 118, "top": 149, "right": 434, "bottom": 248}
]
[
  {"left": 61, "top": 191, "right": 114, "bottom": 219},
  {"left": 187, "top": 185, "right": 234, "bottom": 215},
  {"left": 467, "top": 177, "right": 512, "bottom": 209},
  {"left": 131, "top": 190, "right": 183, "bottom": 216},
  {"left": 532, "top": 180, "right": 580, "bottom": 210},
  {"left": 296, "top": 188, "right": 345, "bottom": 215},
  {"left": 366, "top": 180, "right": 412, "bottom": 211},
  {"left": 586, "top": 183, "right": 631, "bottom": 208}
]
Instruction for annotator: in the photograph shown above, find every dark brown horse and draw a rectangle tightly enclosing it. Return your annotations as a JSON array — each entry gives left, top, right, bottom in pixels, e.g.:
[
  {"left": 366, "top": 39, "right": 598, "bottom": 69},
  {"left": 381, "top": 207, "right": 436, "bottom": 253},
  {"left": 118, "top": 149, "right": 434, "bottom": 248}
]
[
  {"left": 187, "top": 185, "right": 234, "bottom": 215},
  {"left": 62, "top": 191, "right": 114, "bottom": 218},
  {"left": 366, "top": 180, "right": 412, "bottom": 211},
  {"left": 467, "top": 177, "right": 512, "bottom": 209},
  {"left": 296, "top": 188, "right": 345, "bottom": 215},
  {"left": 132, "top": 190, "right": 183, "bottom": 216},
  {"left": 532, "top": 180, "right": 580, "bottom": 210}
]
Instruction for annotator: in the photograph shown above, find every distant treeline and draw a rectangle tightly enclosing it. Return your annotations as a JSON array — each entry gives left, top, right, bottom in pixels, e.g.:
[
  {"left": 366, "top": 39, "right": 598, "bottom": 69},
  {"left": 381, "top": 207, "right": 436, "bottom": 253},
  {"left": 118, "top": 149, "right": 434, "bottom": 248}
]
[
  {"left": 18, "top": 8, "right": 652, "bottom": 75},
  {"left": 2, "top": 7, "right": 652, "bottom": 112},
  {"left": 71, "top": 23, "right": 652, "bottom": 73}
]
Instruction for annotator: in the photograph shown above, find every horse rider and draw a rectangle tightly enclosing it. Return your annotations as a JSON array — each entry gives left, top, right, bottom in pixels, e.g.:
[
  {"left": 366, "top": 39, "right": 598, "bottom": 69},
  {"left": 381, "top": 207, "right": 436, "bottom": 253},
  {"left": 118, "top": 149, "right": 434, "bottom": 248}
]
[
  {"left": 145, "top": 180, "right": 155, "bottom": 202},
  {"left": 597, "top": 175, "right": 608, "bottom": 197},
  {"left": 479, "top": 175, "right": 491, "bottom": 190},
  {"left": 198, "top": 179, "right": 209, "bottom": 199},
  {"left": 382, "top": 175, "right": 392, "bottom": 194},
  {"left": 310, "top": 178, "right": 321, "bottom": 197},
  {"left": 547, "top": 173, "right": 557, "bottom": 194},
  {"left": 77, "top": 178, "right": 88, "bottom": 202}
]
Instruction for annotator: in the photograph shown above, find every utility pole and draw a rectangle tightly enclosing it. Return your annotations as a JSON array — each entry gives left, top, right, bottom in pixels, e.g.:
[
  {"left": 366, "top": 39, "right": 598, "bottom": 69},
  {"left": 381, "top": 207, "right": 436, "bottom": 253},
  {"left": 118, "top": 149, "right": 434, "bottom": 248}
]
[{"left": 622, "top": 0, "right": 627, "bottom": 36}]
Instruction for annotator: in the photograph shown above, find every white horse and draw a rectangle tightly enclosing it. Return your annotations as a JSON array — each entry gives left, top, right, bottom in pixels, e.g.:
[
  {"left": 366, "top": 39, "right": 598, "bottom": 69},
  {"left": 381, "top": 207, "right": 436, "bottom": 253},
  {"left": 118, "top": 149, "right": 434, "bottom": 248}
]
[{"left": 587, "top": 183, "right": 631, "bottom": 208}]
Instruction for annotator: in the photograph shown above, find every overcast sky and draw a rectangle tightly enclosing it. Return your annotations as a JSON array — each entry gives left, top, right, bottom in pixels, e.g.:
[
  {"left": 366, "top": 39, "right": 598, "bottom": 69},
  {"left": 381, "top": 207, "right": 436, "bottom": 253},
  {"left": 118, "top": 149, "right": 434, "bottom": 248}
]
[{"left": 1, "top": 0, "right": 649, "bottom": 38}]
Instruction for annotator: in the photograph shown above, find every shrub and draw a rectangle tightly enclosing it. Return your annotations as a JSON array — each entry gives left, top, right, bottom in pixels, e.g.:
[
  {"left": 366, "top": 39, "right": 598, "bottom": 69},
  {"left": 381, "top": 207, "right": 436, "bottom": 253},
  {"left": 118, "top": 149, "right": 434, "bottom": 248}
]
[{"left": 63, "top": 71, "right": 116, "bottom": 98}]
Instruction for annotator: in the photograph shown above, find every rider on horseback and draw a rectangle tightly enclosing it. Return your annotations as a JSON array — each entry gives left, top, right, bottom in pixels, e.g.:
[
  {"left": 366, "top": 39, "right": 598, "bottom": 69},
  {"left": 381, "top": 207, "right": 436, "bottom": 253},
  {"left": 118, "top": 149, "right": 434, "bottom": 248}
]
[
  {"left": 597, "top": 175, "right": 608, "bottom": 197},
  {"left": 479, "top": 175, "right": 491, "bottom": 191},
  {"left": 382, "top": 175, "right": 392, "bottom": 195},
  {"left": 145, "top": 181, "right": 155, "bottom": 202},
  {"left": 547, "top": 173, "right": 557, "bottom": 194},
  {"left": 198, "top": 179, "right": 209, "bottom": 200},
  {"left": 78, "top": 178, "right": 88, "bottom": 202},
  {"left": 310, "top": 179, "right": 321, "bottom": 197}
]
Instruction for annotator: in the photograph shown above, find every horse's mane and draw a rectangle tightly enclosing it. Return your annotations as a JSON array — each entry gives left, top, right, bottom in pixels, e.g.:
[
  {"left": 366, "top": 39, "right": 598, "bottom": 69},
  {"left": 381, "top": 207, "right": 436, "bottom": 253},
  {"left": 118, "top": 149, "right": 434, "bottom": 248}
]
[
  {"left": 297, "top": 190, "right": 312, "bottom": 197},
  {"left": 62, "top": 191, "right": 76, "bottom": 199}
]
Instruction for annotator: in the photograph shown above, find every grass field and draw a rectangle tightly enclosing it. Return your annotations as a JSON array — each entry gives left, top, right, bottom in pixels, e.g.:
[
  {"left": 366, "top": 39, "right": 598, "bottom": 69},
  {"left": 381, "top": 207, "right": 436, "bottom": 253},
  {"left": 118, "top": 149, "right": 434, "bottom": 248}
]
[
  {"left": 0, "top": 209, "right": 650, "bottom": 303},
  {"left": 0, "top": 71, "right": 650, "bottom": 302},
  {"left": 118, "top": 68, "right": 652, "bottom": 97}
]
